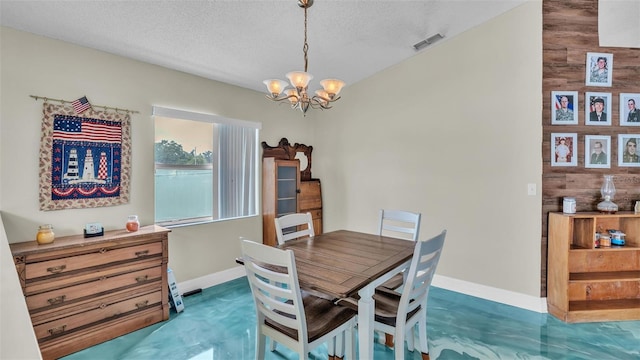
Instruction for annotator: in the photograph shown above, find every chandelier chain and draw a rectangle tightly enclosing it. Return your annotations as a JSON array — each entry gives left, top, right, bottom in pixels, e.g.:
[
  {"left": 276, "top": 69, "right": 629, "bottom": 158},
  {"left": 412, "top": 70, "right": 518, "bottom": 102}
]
[{"left": 303, "top": 5, "right": 309, "bottom": 73}]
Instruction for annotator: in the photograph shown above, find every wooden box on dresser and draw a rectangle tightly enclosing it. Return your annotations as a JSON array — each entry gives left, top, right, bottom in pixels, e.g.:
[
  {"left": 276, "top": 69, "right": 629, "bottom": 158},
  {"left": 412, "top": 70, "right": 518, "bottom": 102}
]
[
  {"left": 10, "top": 225, "right": 170, "bottom": 359},
  {"left": 547, "top": 212, "right": 640, "bottom": 323}
]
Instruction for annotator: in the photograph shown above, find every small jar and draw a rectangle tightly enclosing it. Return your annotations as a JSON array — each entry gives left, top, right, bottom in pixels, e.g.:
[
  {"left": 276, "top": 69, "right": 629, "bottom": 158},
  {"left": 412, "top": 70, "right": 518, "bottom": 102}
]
[
  {"left": 36, "top": 224, "right": 55, "bottom": 245},
  {"left": 599, "top": 234, "right": 611, "bottom": 247},
  {"left": 563, "top": 197, "right": 576, "bottom": 214},
  {"left": 126, "top": 215, "right": 140, "bottom": 232}
]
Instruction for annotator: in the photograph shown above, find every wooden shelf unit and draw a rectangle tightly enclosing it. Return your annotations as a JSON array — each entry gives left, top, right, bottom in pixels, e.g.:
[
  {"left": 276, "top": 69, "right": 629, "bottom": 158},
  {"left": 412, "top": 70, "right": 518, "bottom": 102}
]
[
  {"left": 547, "top": 212, "right": 640, "bottom": 322},
  {"left": 10, "top": 225, "right": 170, "bottom": 359}
]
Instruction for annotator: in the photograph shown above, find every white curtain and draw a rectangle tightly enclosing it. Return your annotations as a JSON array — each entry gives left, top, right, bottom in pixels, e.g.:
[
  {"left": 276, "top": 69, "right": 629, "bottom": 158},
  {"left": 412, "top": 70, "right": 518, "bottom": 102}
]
[{"left": 218, "top": 124, "right": 259, "bottom": 218}]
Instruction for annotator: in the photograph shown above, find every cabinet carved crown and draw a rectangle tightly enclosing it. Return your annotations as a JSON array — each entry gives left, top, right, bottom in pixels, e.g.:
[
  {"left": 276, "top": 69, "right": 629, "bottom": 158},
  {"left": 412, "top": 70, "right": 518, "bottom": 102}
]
[{"left": 262, "top": 137, "right": 313, "bottom": 181}]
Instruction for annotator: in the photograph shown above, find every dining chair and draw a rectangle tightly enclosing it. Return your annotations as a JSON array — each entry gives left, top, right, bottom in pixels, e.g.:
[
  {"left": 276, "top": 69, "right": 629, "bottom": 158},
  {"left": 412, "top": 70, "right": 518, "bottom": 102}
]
[
  {"left": 336, "top": 230, "right": 446, "bottom": 360},
  {"left": 274, "top": 212, "right": 315, "bottom": 245},
  {"left": 376, "top": 209, "right": 422, "bottom": 346},
  {"left": 377, "top": 209, "right": 421, "bottom": 291},
  {"left": 241, "top": 239, "right": 357, "bottom": 360}
]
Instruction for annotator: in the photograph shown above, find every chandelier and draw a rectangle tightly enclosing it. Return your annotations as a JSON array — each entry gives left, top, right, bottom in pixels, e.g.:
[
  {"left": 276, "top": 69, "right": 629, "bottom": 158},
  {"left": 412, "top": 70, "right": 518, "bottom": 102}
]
[{"left": 263, "top": 0, "right": 345, "bottom": 116}]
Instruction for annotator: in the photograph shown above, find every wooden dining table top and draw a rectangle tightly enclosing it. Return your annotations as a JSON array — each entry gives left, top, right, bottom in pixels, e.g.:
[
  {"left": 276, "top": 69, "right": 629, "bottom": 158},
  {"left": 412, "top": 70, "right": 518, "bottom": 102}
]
[{"left": 278, "top": 230, "right": 416, "bottom": 299}]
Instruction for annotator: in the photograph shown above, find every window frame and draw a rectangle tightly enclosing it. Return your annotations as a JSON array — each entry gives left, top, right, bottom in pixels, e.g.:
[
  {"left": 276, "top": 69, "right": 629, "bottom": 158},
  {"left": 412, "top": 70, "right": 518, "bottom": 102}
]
[{"left": 152, "top": 106, "right": 261, "bottom": 227}]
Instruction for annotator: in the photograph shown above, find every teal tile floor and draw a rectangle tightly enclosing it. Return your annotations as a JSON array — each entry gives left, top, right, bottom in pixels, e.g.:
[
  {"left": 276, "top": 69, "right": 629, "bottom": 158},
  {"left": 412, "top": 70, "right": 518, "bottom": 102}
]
[{"left": 62, "top": 277, "right": 640, "bottom": 360}]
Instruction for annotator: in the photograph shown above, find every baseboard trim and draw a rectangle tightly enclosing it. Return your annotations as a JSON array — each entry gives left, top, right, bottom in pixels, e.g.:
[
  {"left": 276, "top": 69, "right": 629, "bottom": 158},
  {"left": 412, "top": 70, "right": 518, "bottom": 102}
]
[
  {"left": 177, "top": 265, "right": 246, "bottom": 295},
  {"left": 432, "top": 275, "right": 548, "bottom": 313},
  {"left": 177, "top": 268, "right": 548, "bottom": 314}
]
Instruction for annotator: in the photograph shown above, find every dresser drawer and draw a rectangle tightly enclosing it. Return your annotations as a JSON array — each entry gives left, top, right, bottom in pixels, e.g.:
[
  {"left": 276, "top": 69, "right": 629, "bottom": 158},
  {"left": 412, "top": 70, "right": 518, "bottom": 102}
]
[
  {"left": 27, "top": 264, "right": 162, "bottom": 312},
  {"left": 25, "top": 242, "right": 163, "bottom": 280},
  {"left": 34, "top": 290, "right": 162, "bottom": 341}
]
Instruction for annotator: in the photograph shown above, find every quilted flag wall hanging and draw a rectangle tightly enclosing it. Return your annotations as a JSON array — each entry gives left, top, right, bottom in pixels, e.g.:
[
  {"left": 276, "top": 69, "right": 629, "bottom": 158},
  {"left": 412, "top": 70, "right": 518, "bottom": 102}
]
[{"left": 38, "top": 99, "right": 132, "bottom": 210}]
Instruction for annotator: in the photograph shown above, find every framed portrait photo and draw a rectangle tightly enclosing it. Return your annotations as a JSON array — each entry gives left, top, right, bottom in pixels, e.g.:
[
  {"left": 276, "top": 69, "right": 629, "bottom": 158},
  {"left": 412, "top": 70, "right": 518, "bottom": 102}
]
[
  {"left": 620, "top": 93, "right": 640, "bottom": 126},
  {"left": 585, "top": 92, "right": 612, "bottom": 126},
  {"left": 585, "top": 52, "right": 613, "bottom": 87},
  {"left": 618, "top": 134, "right": 640, "bottom": 167},
  {"left": 551, "top": 133, "right": 577, "bottom": 167},
  {"left": 585, "top": 135, "right": 611, "bottom": 169},
  {"left": 551, "top": 91, "right": 578, "bottom": 125}
]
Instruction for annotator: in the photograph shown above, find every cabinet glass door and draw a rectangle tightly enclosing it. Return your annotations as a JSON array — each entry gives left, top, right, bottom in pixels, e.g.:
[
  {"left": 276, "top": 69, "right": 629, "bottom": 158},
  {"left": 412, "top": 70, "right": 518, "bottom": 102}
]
[{"left": 277, "top": 164, "right": 298, "bottom": 216}]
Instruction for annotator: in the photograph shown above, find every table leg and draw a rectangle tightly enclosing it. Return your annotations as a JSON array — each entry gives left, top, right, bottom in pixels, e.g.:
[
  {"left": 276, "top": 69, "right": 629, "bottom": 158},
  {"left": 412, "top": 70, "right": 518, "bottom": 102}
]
[{"left": 357, "top": 286, "right": 375, "bottom": 360}]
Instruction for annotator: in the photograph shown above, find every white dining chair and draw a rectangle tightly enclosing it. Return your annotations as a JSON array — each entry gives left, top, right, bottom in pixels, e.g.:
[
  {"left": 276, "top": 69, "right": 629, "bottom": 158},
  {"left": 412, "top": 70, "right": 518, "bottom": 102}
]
[
  {"left": 376, "top": 209, "right": 422, "bottom": 347},
  {"left": 377, "top": 209, "right": 421, "bottom": 291},
  {"left": 337, "top": 230, "right": 446, "bottom": 360},
  {"left": 242, "top": 239, "right": 357, "bottom": 360},
  {"left": 274, "top": 212, "right": 315, "bottom": 245}
]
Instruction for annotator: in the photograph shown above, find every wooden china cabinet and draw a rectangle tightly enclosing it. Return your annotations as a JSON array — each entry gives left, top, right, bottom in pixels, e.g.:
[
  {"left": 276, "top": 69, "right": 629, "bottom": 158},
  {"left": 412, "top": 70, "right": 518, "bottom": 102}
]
[{"left": 261, "top": 138, "right": 323, "bottom": 246}]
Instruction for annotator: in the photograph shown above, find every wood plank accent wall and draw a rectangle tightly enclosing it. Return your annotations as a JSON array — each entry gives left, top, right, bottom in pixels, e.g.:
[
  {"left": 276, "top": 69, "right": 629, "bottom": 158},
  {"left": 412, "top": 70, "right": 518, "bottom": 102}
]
[{"left": 541, "top": 0, "right": 640, "bottom": 296}]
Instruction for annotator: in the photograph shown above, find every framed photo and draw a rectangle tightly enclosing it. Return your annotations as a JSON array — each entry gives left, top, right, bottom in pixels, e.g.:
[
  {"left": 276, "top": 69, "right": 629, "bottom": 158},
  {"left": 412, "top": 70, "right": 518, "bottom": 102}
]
[
  {"left": 620, "top": 93, "right": 640, "bottom": 126},
  {"left": 585, "top": 135, "right": 611, "bottom": 168},
  {"left": 618, "top": 134, "right": 640, "bottom": 167},
  {"left": 551, "top": 133, "right": 577, "bottom": 167},
  {"left": 551, "top": 91, "right": 578, "bottom": 124},
  {"left": 585, "top": 92, "right": 612, "bottom": 126},
  {"left": 585, "top": 52, "right": 613, "bottom": 87}
]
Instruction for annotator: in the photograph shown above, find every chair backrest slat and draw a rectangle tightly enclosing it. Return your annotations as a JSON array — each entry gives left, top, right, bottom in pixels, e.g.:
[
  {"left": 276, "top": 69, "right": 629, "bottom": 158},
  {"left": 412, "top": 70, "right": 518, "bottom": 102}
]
[
  {"left": 275, "top": 212, "right": 315, "bottom": 245},
  {"left": 378, "top": 209, "right": 421, "bottom": 241}
]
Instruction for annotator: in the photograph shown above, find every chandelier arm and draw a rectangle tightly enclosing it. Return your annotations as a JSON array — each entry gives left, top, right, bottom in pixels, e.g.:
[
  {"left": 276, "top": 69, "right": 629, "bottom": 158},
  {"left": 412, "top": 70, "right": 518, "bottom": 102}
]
[
  {"left": 310, "top": 98, "right": 332, "bottom": 109},
  {"left": 265, "top": 94, "right": 300, "bottom": 103}
]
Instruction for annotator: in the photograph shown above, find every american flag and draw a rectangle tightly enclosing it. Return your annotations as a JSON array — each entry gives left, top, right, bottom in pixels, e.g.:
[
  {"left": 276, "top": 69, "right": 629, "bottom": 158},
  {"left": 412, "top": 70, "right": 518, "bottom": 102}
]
[
  {"left": 71, "top": 96, "right": 91, "bottom": 114},
  {"left": 53, "top": 116, "right": 122, "bottom": 144}
]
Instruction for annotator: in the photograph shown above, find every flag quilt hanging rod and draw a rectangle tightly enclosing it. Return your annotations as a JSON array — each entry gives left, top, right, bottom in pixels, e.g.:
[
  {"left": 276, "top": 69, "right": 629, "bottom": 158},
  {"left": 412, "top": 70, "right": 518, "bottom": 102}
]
[{"left": 29, "top": 95, "right": 140, "bottom": 114}]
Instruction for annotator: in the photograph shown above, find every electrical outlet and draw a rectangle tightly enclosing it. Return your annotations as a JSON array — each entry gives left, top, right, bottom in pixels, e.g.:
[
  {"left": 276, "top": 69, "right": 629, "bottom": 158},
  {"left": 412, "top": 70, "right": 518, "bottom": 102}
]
[{"left": 527, "top": 183, "right": 536, "bottom": 196}]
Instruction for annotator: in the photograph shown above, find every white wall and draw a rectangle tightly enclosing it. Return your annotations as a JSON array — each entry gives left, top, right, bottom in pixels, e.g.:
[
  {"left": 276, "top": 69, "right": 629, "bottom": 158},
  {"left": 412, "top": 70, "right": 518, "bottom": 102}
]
[{"left": 312, "top": 1, "right": 543, "bottom": 297}]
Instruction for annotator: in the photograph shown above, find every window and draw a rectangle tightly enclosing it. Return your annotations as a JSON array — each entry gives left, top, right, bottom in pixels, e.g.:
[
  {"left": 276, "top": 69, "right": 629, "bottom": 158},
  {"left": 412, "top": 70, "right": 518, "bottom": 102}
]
[{"left": 153, "top": 106, "right": 261, "bottom": 226}]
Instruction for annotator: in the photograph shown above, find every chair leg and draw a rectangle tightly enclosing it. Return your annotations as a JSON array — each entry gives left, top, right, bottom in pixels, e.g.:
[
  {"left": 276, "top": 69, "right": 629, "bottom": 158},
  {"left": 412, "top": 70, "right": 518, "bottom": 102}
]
[
  {"left": 393, "top": 328, "right": 406, "bottom": 360},
  {"left": 256, "top": 332, "right": 266, "bottom": 360},
  {"left": 417, "top": 314, "right": 429, "bottom": 360},
  {"left": 328, "top": 336, "right": 336, "bottom": 360},
  {"left": 384, "top": 333, "right": 394, "bottom": 347},
  {"left": 406, "top": 324, "right": 415, "bottom": 351},
  {"left": 334, "top": 332, "right": 344, "bottom": 359},
  {"left": 346, "top": 322, "right": 356, "bottom": 360}
]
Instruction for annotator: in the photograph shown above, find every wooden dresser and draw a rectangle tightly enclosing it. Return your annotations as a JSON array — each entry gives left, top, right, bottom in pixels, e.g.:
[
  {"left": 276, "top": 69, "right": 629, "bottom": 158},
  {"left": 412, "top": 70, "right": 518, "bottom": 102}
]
[{"left": 10, "top": 225, "right": 170, "bottom": 359}]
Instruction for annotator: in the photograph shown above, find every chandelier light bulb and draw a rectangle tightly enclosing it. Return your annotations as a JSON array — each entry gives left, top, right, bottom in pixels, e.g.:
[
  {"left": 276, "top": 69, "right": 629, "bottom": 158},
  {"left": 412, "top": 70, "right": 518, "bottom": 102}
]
[
  {"left": 263, "top": 79, "right": 289, "bottom": 98},
  {"left": 285, "top": 88, "right": 299, "bottom": 104},
  {"left": 320, "top": 79, "right": 345, "bottom": 98},
  {"left": 286, "top": 71, "right": 313, "bottom": 89}
]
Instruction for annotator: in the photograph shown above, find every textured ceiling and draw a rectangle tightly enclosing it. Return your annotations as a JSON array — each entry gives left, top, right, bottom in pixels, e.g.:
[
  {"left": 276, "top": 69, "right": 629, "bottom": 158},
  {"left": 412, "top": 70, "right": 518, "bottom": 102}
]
[{"left": 0, "top": 0, "right": 527, "bottom": 93}]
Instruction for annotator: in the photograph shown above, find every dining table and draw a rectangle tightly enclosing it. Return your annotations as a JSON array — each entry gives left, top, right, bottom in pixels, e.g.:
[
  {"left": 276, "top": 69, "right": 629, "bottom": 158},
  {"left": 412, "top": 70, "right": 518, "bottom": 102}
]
[{"left": 277, "top": 229, "right": 416, "bottom": 360}]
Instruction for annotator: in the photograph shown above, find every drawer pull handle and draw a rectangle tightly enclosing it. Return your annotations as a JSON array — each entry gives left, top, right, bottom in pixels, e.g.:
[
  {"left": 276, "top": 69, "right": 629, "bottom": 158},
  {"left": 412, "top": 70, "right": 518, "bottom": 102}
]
[
  {"left": 135, "top": 275, "right": 148, "bottom": 283},
  {"left": 135, "top": 250, "right": 149, "bottom": 257},
  {"left": 99, "top": 303, "right": 107, "bottom": 309},
  {"left": 48, "top": 325, "right": 67, "bottom": 336},
  {"left": 47, "top": 295, "right": 66, "bottom": 305},
  {"left": 135, "top": 300, "right": 149, "bottom": 309},
  {"left": 46, "top": 265, "right": 66, "bottom": 274},
  {"left": 99, "top": 248, "right": 108, "bottom": 254}
]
